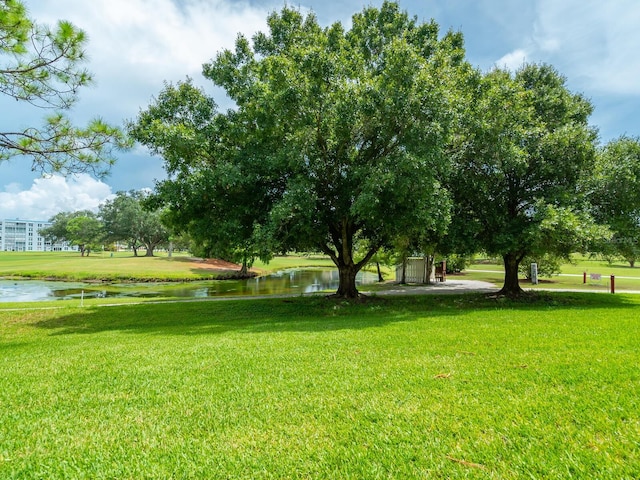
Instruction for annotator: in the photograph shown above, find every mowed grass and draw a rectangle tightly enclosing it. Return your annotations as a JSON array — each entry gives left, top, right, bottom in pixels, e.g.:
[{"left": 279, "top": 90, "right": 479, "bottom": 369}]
[
  {"left": 465, "top": 256, "right": 640, "bottom": 292},
  {"left": 253, "top": 254, "right": 336, "bottom": 271},
  {"left": 0, "top": 251, "right": 339, "bottom": 282},
  {"left": 0, "top": 251, "right": 213, "bottom": 281},
  {"left": 1, "top": 294, "right": 638, "bottom": 478}
]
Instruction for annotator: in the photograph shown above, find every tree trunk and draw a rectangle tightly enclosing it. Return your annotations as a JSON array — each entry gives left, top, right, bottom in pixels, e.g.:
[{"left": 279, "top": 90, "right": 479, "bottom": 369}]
[
  {"left": 629, "top": 259, "right": 635, "bottom": 268},
  {"left": 336, "top": 264, "right": 359, "bottom": 298},
  {"left": 400, "top": 255, "right": 407, "bottom": 284},
  {"left": 322, "top": 219, "right": 378, "bottom": 299},
  {"left": 499, "top": 252, "right": 524, "bottom": 296},
  {"left": 240, "top": 259, "right": 248, "bottom": 277},
  {"left": 376, "top": 262, "right": 384, "bottom": 282},
  {"left": 424, "top": 254, "right": 434, "bottom": 285}
]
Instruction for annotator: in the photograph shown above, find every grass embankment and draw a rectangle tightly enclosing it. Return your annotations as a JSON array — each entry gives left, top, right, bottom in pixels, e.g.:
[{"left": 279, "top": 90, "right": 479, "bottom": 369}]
[
  {"left": 1, "top": 293, "right": 638, "bottom": 478},
  {"left": 0, "top": 251, "right": 208, "bottom": 281},
  {"left": 0, "top": 251, "right": 336, "bottom": 282}
]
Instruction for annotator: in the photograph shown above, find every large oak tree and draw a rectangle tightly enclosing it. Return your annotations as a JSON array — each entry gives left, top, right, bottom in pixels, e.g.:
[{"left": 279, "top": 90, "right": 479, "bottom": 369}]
[
  {"left": 41, "top": 210, "right": 102, "bottom": 256},
  {"left": 130, "top": 2, "right": 468, "bottom": 297},
  {"left": 99, "top": 190, "right": 170, "bottom": 257},
  {"left": 448, "top": 64, "right": 598, "bottom": 295}
]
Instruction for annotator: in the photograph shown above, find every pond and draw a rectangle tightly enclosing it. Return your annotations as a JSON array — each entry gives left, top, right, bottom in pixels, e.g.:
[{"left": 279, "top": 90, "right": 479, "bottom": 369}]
[{"left": 0, "top": 268, "right": 379, "bottom": 303}]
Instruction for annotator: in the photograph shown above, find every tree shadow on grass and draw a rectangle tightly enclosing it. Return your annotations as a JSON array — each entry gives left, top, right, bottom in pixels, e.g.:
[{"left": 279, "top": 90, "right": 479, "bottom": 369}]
[
  {"left": 33, "top": 296, "right": 423, "bottom": 336},
  {"left": 32, "top": 292, "right": 639, "bottom": 337},
  {"left": 0, "top": 341, "right": 31, "bottom": 352}
]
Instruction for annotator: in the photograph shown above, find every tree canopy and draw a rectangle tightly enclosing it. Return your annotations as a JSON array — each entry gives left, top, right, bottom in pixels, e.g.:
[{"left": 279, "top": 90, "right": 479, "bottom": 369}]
[
  {"left": 41, "top": 210, "right": 102, "bottom": 256},
  {"left": 0, "top": 0, "right": 129, "bottom": 175},
  {"left": 128, "top": 79, "right": 267, "bottom": 273},
  {"left": 588, "top": 136, "right": 640, "bottom": 267},
  {"left": 130, "top": 1, "right": 468, "bottom": 297},
  {"left": 99, "top": 190, "right": 170, "bottom": 257},
  {"left": 447, "top": 64, "right": 599, "bottom": 295}
]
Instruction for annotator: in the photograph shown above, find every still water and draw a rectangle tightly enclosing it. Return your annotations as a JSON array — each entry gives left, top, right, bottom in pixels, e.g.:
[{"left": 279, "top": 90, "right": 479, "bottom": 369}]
[{"left": 0, "top": 269, "right": 378, "bottom": 302}]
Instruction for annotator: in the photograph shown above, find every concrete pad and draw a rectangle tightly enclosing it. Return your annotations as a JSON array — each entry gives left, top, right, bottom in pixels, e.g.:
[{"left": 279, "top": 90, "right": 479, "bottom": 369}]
[{"left": 373, "top": 280, "right": 498, "bottom": 296}]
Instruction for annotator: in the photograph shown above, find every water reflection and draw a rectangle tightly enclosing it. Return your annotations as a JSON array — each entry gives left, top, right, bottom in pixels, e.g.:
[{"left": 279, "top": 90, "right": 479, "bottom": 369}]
[
  {"left": 0, "top": 281, "right": 59, "bottom": 302},
  {"left": 0, "top": 269, "right": 377, "bottom": 302}
]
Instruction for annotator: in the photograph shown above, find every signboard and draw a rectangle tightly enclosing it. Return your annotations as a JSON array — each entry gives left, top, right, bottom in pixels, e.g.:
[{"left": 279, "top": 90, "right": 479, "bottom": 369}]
[{"left": 531, "top": 263, "right": 538, "bottom": 285}]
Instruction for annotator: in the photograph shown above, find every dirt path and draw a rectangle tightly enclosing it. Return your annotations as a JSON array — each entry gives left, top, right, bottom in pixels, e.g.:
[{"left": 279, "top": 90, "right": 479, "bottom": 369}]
[{"left": 186, "top": 258, "right": 247, "bottom": 272}]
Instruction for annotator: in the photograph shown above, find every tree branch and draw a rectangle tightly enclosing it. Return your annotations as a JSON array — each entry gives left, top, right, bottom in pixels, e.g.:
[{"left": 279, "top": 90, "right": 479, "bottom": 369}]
[{"left": 355, "top": 244, "right": 381, "bottom": 271}]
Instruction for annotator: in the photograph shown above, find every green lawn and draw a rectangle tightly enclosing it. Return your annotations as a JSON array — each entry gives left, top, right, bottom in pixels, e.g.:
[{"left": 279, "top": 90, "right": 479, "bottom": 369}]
[
  {"left": 466, "top": 255, "right": 640, "bottom": 292},
  {"left": 0, "top": 251, "right": 339, "bottom": 282},
  {"left": 1, "top": 293, "right": 638, "bottom": 478},
  {"left": 253, "top": 253, "right": 336, "bottom": 271},
  {"left": 0, "top": 251, "right": 209, "bottom": 281}
]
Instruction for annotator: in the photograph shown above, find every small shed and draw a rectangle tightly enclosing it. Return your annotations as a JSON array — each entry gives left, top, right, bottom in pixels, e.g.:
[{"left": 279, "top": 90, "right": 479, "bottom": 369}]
[{"left": 395, "top": 257, "right": 446, "bottom": 283}]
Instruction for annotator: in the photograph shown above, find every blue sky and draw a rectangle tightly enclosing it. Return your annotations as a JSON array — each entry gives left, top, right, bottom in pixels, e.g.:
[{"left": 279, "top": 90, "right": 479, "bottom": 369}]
[{"left": 1, "top": 0, "right": 640, "bottom": 219}]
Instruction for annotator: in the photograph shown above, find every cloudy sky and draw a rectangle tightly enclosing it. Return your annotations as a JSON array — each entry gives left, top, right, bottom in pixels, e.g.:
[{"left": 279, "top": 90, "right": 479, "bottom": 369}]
[{"left": 1, "top": 0, "right": 639, "bottom": 220}]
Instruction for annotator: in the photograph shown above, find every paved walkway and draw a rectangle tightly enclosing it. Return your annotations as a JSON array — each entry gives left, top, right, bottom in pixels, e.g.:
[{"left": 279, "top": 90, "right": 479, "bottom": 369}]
[
  {"left": 470, "top": 268, "right": 640, "bottom": 280},
  {"left": 372, "top": 279, "right": 640, "bottom": 296},
  {"left": 372, "top": 280, "right": 498, "bottom": 296}
]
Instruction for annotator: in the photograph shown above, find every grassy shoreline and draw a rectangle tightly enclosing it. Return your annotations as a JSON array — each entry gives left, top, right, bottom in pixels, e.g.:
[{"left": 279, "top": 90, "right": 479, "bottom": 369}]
[{"left": 0, "top": 251, "right": 338, "bottom": 282}]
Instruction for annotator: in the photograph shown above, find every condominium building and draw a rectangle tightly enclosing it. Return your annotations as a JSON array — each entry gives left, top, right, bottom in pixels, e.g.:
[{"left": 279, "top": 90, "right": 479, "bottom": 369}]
[{"left": 0, "top": 219, "right": 77, "bottom": 252}]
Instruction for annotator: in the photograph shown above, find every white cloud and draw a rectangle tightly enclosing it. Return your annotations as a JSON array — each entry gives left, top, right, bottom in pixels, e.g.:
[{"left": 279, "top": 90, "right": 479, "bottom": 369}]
[
  {"left": 529, "top": 0, "right": 640, "bottom": 95},
  {"left": 32, "top": 0, "right": 270, "bottom": 78},
  {"left": 0, "top": 0, "right": 276, "bottom": 196},
  {"left": 495, "top": 49, "right": 528, "bottom": 71},
  {"left": 16, "top": 0, "right": 273, "bottom": 123},
  {"left": 0, "top": 175, "right": 114, "bottom": 221},
  {"left": 3, "top": 183, "right": 24, "bottom": 195},
  {"left": 487, "top": 1, "right": 640, "bottom": 96}
]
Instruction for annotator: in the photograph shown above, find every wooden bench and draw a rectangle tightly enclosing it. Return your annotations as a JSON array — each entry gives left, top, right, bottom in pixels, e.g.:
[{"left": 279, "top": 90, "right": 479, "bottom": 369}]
[{"left": 435, "top": 260, "right": 446, "bottom": 282}]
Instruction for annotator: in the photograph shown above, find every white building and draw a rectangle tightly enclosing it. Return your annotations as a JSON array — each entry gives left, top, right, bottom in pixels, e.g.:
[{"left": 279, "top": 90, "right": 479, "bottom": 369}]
[{"left": 0, "top": 219, "right": 77, "bottom": 252}]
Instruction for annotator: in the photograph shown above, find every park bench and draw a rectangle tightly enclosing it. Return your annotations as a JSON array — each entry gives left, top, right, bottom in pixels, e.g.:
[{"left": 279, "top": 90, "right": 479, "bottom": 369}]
[{"left": 435, "top": 261, "right": 446, "bottom": 282}]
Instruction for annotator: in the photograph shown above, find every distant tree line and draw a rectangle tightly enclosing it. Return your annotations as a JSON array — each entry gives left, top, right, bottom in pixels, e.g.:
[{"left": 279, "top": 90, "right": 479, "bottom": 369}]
[{"left": 41, "top": 191, "right": 172, "bottom": 257}]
